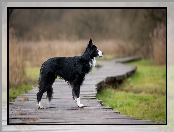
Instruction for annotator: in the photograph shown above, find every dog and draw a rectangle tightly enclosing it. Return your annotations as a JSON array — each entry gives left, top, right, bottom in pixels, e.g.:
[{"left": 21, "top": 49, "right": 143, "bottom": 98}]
[{"left": 37, "top": 39, "right": 103, "bottom": 109}]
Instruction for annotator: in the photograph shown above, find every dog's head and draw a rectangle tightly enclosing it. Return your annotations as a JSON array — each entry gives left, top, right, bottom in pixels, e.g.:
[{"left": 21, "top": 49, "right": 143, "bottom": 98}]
[{"left": 87, "top": 39, "right": 103, "bottom": 58}]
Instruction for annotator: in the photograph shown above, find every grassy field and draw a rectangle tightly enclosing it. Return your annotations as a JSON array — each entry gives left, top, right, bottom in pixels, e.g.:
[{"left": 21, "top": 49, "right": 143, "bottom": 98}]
[{"left": 97, "top": 60, "right": 166, "bottom": 123}]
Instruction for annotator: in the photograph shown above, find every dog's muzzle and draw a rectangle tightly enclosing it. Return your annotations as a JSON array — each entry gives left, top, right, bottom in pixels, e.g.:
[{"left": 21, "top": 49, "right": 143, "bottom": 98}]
[{"left": 98, "top": 49, "right": 103, "bottom": 57}]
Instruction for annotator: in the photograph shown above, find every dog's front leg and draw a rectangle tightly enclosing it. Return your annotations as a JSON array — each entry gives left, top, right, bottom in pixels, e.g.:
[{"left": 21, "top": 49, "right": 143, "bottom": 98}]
[
  {"left": 75, "top": 97, "right": 84, "bottom": 107},
  {"left": 72, "top": 85, "right": 84, "bottom": 107}
]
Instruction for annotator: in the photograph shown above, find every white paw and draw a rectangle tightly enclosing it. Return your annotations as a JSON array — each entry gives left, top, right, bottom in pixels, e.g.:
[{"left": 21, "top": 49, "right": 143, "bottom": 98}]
[
  {"left": 38, "top": 102, "right": 44, "bottom": 109},
  {"left": 78, "top": 103, "right": 84, "bottom": 107},
  {"left": 76, "top": 98, "right": 84, "bottom": 107},
  {"left": 38, "top": 105, "right": 44, "bottom": 109}
]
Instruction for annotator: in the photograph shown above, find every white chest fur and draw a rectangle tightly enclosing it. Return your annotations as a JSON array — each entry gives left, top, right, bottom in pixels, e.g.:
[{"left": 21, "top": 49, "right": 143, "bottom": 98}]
[{"left": 89, "top": 57, "right": 96, "bottom": 69}]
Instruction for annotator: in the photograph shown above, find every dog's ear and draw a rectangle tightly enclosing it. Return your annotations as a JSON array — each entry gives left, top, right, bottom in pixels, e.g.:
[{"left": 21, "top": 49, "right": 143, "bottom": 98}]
[
  {"left": 88, "top": 39, "right": 93, "bottom": 47},
  {"left": 89, "top": 39, "right": 92, "bottom": 44}
]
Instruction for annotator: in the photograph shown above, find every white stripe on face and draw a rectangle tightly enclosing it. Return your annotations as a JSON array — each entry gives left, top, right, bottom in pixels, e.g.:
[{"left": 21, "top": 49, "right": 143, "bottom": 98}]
[{"left": 97, "top": 49, "right": 103, "bottom": 57}]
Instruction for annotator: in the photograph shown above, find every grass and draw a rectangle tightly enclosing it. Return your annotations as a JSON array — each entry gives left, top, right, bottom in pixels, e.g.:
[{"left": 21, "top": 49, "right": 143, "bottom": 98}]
[
  {"left": 119, "top": 60, "right": 166, "bottom": 96},
  {"left": 25, "top": 67, "right": 40, "bottom": 80},
  {"left": 19, "top": 40, "right": 136, "bottom": 67},
  {"left": 9, "top": 85, "right": 33, "bottom": 102},
  {"left": 9, "top": 66, "right": 40, "bottom": 102},
  {"left": 97, "top": 59, "right": 166, "bottom": 123}
]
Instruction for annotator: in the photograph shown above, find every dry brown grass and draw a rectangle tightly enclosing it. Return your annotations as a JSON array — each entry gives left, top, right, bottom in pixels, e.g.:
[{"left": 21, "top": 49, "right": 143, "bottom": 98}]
[
  {"left": 20, "top": 40, "right": 88, "bottom": 67},
  {"left": 10, "top": 36, "right": 139, "bottom": 88},
  {"left": 9, "top": 35, "right": 26, "bottom": 87},
  {"left": 19, "top": 39, "right": 134, "bottom": 67},
  {"left": 10, "top": 34, "right": 165, "bottom": 88},
  {"left": 150, "top": 23, "right": 166, "bottom": 65}
]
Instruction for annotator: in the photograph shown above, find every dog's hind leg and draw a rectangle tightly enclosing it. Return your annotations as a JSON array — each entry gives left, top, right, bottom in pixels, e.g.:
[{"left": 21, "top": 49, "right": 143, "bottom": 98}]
[
  {"left": 46, "top": 86, "right": 54, "bottom": 107},
  {"left": 37, "top": 72, "right": 56, "bottom": 109},
  {"left": 37, "top": 89, "right": 46, "bottom": 109},
  {"left": 37, "top": 84, "right": 53, "bottom": 109},
  {"left": 37, "top": 75, "right": 44, "bottom": 109}
]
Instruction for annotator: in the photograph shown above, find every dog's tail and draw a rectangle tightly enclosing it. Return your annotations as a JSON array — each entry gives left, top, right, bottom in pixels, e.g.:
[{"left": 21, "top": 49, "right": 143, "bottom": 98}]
[
  {"left": 38, "top": 75, "right": 41, "bottom": 90},
  {"left": 38, "top": 62, "right": 45, "bottom": 90}
]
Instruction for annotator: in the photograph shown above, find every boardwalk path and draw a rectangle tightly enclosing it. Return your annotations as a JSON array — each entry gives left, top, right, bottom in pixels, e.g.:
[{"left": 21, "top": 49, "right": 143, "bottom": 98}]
[{"left": 8, "top": 57, "right": 155, "bottom": 124}]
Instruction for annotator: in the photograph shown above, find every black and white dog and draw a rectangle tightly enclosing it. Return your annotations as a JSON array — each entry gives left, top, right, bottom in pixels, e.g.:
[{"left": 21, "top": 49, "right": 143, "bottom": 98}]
[{"left": 37, "top": 39, "right": 103, "bottom": 109}]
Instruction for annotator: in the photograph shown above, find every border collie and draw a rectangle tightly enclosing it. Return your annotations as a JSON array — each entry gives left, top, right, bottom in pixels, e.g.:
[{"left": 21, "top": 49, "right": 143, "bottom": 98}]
[{"left": 37, "top": 39, "right": 103, "bottom": 109}]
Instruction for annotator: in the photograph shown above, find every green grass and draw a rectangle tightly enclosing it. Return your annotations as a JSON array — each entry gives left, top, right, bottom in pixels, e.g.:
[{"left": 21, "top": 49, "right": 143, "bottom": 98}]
[
  {"left": 97, "top": 89, "right": 166, "bottom": 122},
  {"left": 119, "top": 60, "right": 166, "bottom": 96},
  {"left": 9, "top": 67, "right": 40, "bottom": 102},
  {"left": 97, "top": 59, "right": 166, "bottom": 123},
  {"left": 9, "top": 85, "right": 33, "bottom": 102}
]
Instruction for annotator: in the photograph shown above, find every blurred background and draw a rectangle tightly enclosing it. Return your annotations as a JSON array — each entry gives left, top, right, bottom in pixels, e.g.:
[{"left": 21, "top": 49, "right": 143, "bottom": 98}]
[
  {"left": 9, "top": 8, "right": 166, "bottom": 88},
  {"left": 1, "top": 2, "right": 172, "bottom": 129}
]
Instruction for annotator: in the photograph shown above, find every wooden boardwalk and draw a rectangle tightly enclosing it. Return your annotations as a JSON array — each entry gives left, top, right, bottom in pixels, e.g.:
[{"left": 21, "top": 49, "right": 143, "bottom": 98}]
[{"left": 8, "top": 58, "right": 155, "bottom": 124}]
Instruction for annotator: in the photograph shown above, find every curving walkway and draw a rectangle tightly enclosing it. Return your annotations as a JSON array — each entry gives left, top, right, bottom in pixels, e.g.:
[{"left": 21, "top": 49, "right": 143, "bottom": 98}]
[{"left": 8, "top": 57, "right": 156, "bottom": 125}]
